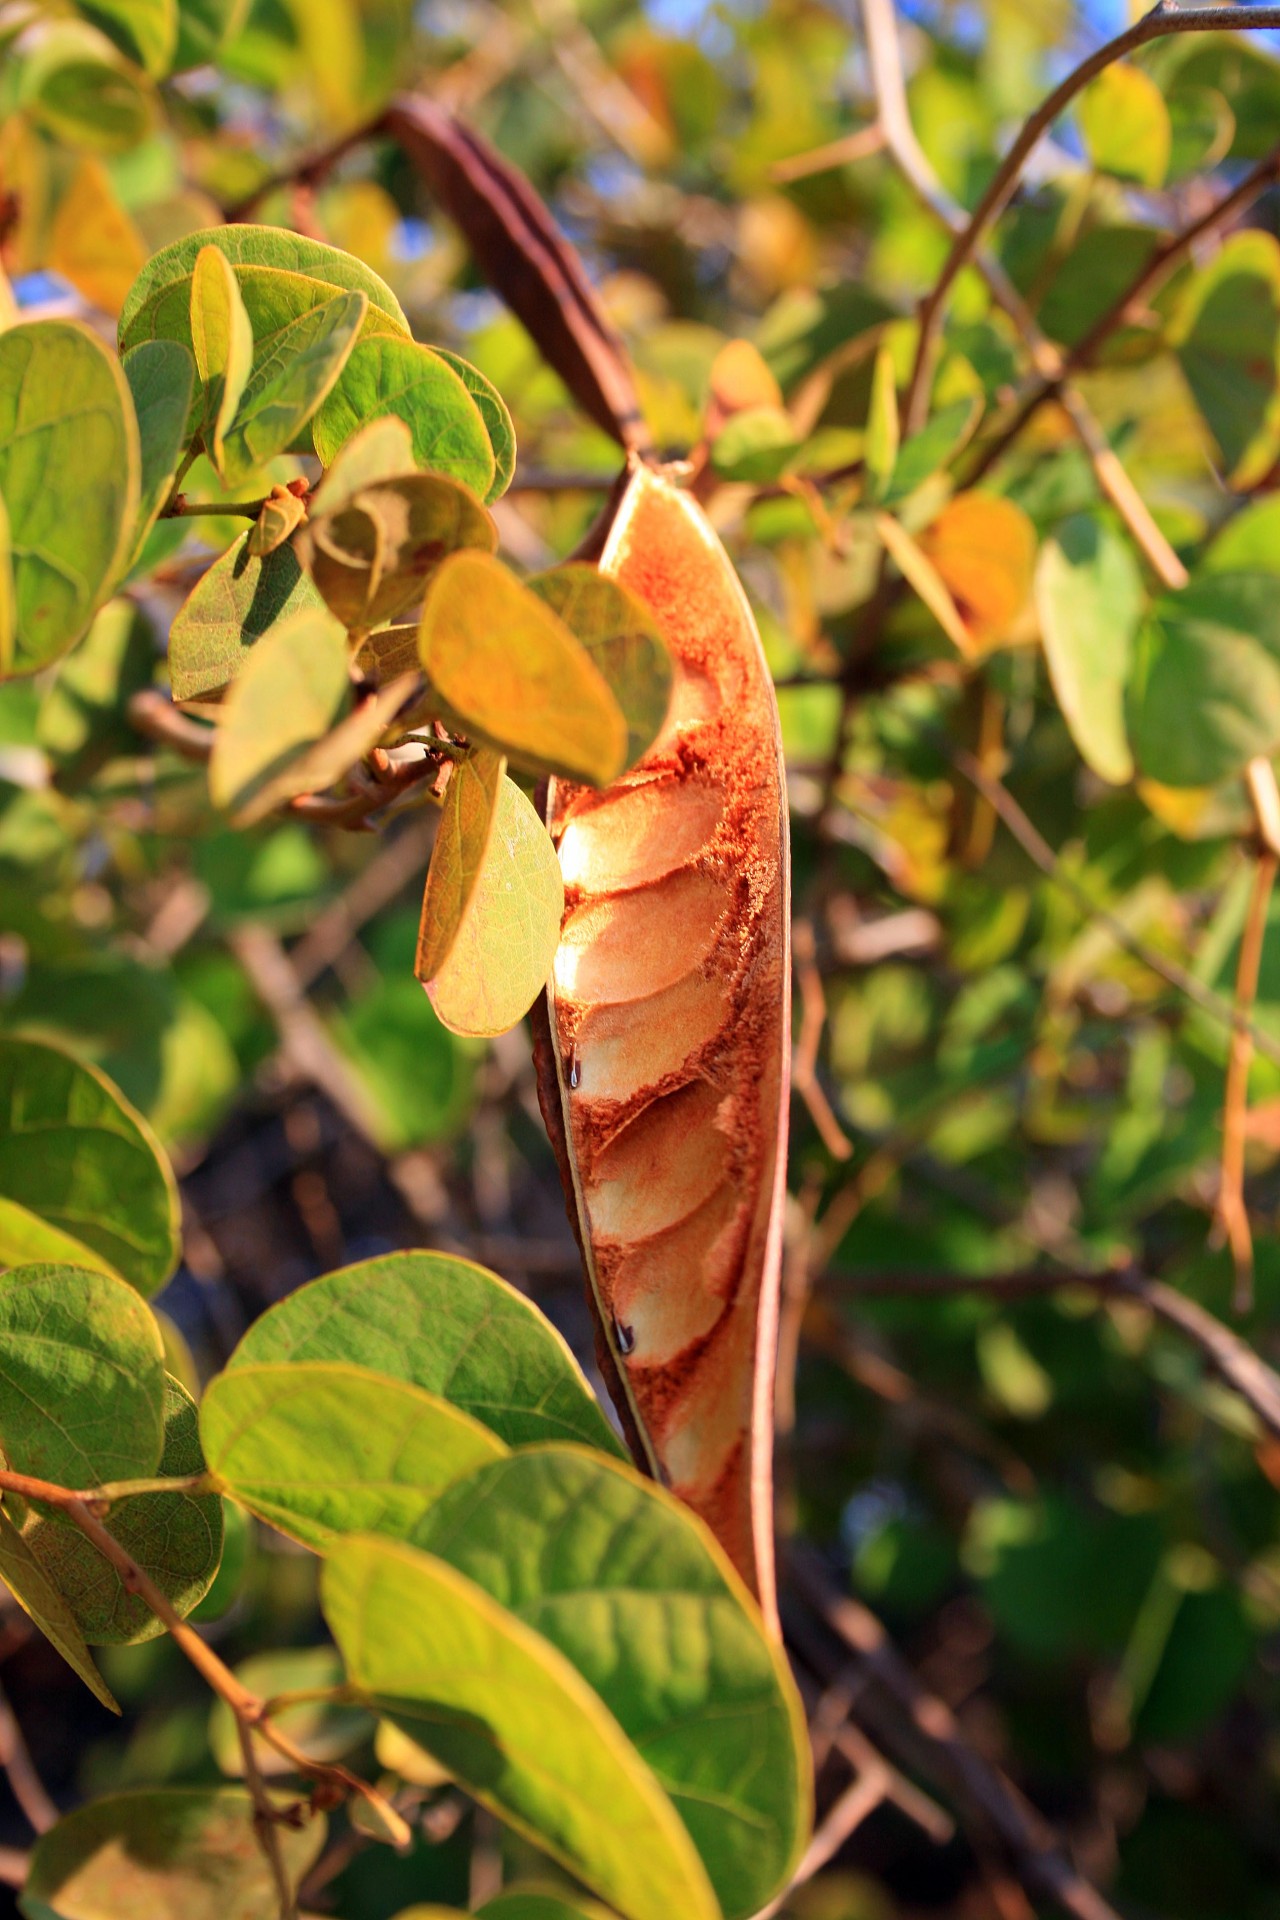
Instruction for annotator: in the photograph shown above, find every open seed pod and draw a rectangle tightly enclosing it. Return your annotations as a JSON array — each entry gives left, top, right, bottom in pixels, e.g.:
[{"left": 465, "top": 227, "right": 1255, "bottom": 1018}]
[{"left": 534, "top": 460, "right": 791, "bottom": 1625}]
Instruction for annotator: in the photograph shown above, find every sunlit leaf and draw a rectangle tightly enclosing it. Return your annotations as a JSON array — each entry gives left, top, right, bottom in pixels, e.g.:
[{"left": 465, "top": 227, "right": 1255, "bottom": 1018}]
[
  {"left": 420, "top": 552, "right": 628, "bottom": 785},
  {"left": 1202, "top": 494, "right": 1280, "bottom": 575},
  {"left": 122, "top": 340, "right": 195, "bottom": 565},
  {"left": 207, "top": 605, "right": 350, "bottom": 824},
  {"left": 865, "top": 343, "right": 900, "bottom": 500},
  {"left": 419, "top": 772, "right": 565, "bottom": 1038},
  {"left": 247, "top": 485, "right": 307, "bottom": 556},
  {"left": 22, "top": 1376, "right": 224, "bottom": 1643},
  {"left": 884, "top": 395, "right": 983, "bottom": 504},
  {"left": 1036, "top": 514, "right": 1142, "bottom": 785},
  {"left": 0, "top": 1509, "right": 118, "bottom": 1712},
  {"left": 21, "top": 24, "right": 156, "bottom": 153},
  {"left": 209, "top": 1645, "right": 371, "bottom": 1776},
  {"left": 78, "top": 0, "right": 178, "bottom": 76},
  {"left": 417, "top": 748, "right": 504, "bottom": 982},
  {"left": 1170, "top": 231, "right": 1280, "bottom": 488},
  {"left": 0, "top": 320, "right": 139, "bottom": 673},
  {"left": 0, "top": 491, "right": 12, "bottom": 676},
  {"left": 434, "top": 349, "right": 517, "bottom": 502},
  {"left": 0, "top": 1263, "right": 165, "bottom": 1487},
  {"left": 190, "top": 244, "right": 252, "bottom": 476},
  {"left": 323, "top": 1536, "right": 721, "bottom": 1920},
  {"left": 312, "top": 336, "right": 495, "bottom": 497},
  {"left": 1079, "top": 63, "right": 1171, "bottom": 187},
  {"left": 710, "top": 405, "right": 799, "bottom": 484},
  {"left": 414, "top": 1447, "right": 811, "bottom": 1919},
  {"left": 529, "top": 566, "right": 673, "bottom": 769},
  {"left": 479, "top": 1894, "right": 617, "bottom": 1920},
  {"left": 707, "top": 338, "right": 784, "bottom": 420},
  {"left": 874, "top": 510, "right": 972, "bottom": 656},
  {"left": 200, "top": 1360, "right": 506, "bottom": 1549},
  {"left": 47, "top": 158, "right": 147, "bottom": 316},
  {"left": 918, "top": 492, "right": 1036, "bottom": 648},
  {"left": 167, "top": 529, "right": 326, "bottom": 701},
  {"left": 225, "top": 1249, "right": 624, "bottom": 1454},
  {"left": 220, "top": 289, "right": 366, "bottom": 487},
  {"left": 0, "top": 1035, "right": 180, "bottom": 1294},
  {"left": 1129, "top": 570, "right": 1280, "bottom": 787},
  {"left": 21, "top": 1788, "right": 326, "bottom": 1920}
]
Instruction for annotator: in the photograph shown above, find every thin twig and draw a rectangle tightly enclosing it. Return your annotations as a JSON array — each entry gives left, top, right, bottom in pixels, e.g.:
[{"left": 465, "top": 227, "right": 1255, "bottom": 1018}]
[
  {"left": 1215, "top": 840, "right": 1278, "bottom": 1311},
  {"left": 224, "top": 115, "right": 390, "bottom": 221},
  {"left": 905, "top": 3, "right": 1280, "bottom": 431},
  {"left": 769, "top": 123, "right": 887, "bottom": 182},
  {"left": 235, "top": 1719, "right": 299, "bottom": 1920},
  {"left": 792, "top": 919, "right": 853, "bottom": 1159},
  {"left": 0, "top": 1679, "right": 57, "bottom": 1834},
  {"left": 160, "top": 492, "right": 300, "bottom": 520},
  {"left": 127, "top": 690, "right": 214, "bottom": 763},
  {"left": 0, "top": 1848, "right": 29, "bottom": 1887}
]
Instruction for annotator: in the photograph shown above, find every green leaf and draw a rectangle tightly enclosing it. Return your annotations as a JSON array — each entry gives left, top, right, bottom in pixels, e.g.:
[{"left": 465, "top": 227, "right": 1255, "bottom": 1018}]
[
  {"left": 480, "top": 1893, "right": 618, "bottom": 1920},
  {"left": 119, "top": 224, "right": 408, "bottom": 353},
  {"left": 420, "top": 552, "right": 629, "bottom": 786},
  {"left": 884, "top": 396, "right": 982, "bottom": 505},
  {"left": 865, "top": 344, "right": 900, "bottom": 500},
  {"left": 323, "top": 1535, "right": 721, "bottom": 1920},
  {"left": 199, "top": 1360, "right": 507, "bottom": 1549},
  {"left": 419, "top": 772, "right": 565, "bottom": 1038},
  {"left": 37, "top": 599, "right": 156, "bottom": 791},
  {"left": 0, "top": 1263, "right": 165, "bottom": 1487},
  {"left": 1166, "top": 83, "right": 1235, "bottom": 181},
  {"left": 1170, "top": 231, "right": 1280, "bottom": 488},
  {"left": 20, "top": 1788, "right": 326, "bottom": 1920},
  {"left": 1129, "top": 571, "right": 1280, "bottom": 787},
  {"left": 220, "top": 289, "right": 366, "bottom": 488},
  {"left": 329, "top": 970, "right": 477, "bottom": 1152},
  {"left": 0, "top": 491, "right": 13, "bottom": 676},
  {"left": 709, "top": 406, "right": 800, "bottom": 484},
  {"left": 167, "top": 529, "right": 326, "bottom": 702},
  {"left": 1203, "top": 495, "right": 1280, "bottom": 575},
  {"left": 0, "top": 1199, "right": 98, "bottom": 1270},
  {"left": 1036, "top": 514, "right": 1143, "bottom": 786},
  {"left": 173, "top": 0, "right": 250, "bottom": 68},
  {"left": 417, "top": 748, "right": 504, "bottom": 982},
  {"left": 415, "top": 1447, "right": 809, "bottom": 1920},
  {"left": 21, "top": 1376, "right": 224, "bottom": 1644},
  {"left": 1079, "top": 63, "right": 1171, "bottom": 186},
  {"left": 308, "top": 414, "right": 418, "bottom": 511},
  {"left": 78, "top": 0, "right": 178, "bottom": 77},
  {"left": 189, "top": 245, "right": 252, "bottom": 478},
  {"left": 0, "top": 1035, "right": 180, "bottom": 1294},
  {"left": 0, "top": 320, "right": 140, "bottom": 673},
  {"left": 21, "top": 26, "right": 156, "bottom": 154},
  {"left": 226, "top": 1249, "right": 624, "bottom": 1455},
  {"left": 0, "top": 1509, "right": 118, "bottom": 1713},
  {"left": 528, "top": 567, "right": 672, "bottom": 769},
  {"left": 208, "top": 1645, "right": 371, "bottom": 1776},
  {"left": 299, "top": 469, "right": 497, "bottom": 631},
  {"left": 207, "top": 605, "right": 349, "bottom": 824},
  {"left": 121, "top": 341, "right": 195, "bottom": 566},
  {"left": 312, "top": 337, "right": 495, "bottom": 498},
  {"left": 433, "top": 349, "right": 517, "bottom": 503}
]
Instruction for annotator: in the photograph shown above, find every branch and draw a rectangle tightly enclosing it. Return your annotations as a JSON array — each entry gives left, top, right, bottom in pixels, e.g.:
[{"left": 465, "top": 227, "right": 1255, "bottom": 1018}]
[
  {"left": 904, "top": 3, "right": 1280, "bottom": 433},
  {"left": 791, "top": 919, "right": 853, "bottom": 1159},
  {"left": 127, "top": 690, "right": 214, "bottom": 763},
  {"left": 824, "top": 1265, "right": 1280, "bottom": 1442},
  {"left": 0, "top": 1679, "right": 57, "bottom": 1834},
  {"left": 970, "top": 138, "right": 1280, "bottom": 484},
  {"left": 1214, "top": 839, "right": 1278, "bottom": 1311},
  {"left": 861, "top": 0, "right": 1184, "bottom": 586},
  {"left": 223, "top": 115, "right": 389, "bottom": 221}
]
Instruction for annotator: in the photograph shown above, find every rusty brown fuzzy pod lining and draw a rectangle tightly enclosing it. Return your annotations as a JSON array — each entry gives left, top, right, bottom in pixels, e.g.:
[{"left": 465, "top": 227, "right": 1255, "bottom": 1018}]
[{"left": 534, "top": 459, "right": 791, "bottom": 1627}]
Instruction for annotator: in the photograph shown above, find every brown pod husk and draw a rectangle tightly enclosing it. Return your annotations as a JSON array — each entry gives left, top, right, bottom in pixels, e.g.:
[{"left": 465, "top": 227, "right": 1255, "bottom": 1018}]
[{"left": 534, "top": 460, "right": 791, "bottom": 1627}]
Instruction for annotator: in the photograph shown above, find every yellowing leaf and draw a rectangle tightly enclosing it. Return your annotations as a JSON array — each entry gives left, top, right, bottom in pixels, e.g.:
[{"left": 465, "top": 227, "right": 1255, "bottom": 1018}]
[
  {"left": 1079, "top": 63, "right": 1171, "bottom": 188},
  {"left": 705, "top": 338, "right": 783, "bottom": 438},
  {"left": 419, "top": 552, "right": 628, "bottom": 786},
  {"left": 248, "top": 484, "right": 308, "bottom": 556},
  {"left": 208, "top": 606, "right": 350, "bottom": 823},
  {"left": 874, "top": 510, "right": 973, "bottom": 657},
  {"left": 48, "top": 158, "right": 147, "bottom": 317},
  {"left": 918, "top": 492, "right": 1037, "bottom": 649},
  {"left": 417, "top": 748, "right": 504, "bottom": 983},
  {"left": 420, "top": 774, "right": 565, "bottom": 1038},
  {"left": 190, "top": 244, "right": 253, "bottom": 478},
  {"left": 865, "top": 343, "right": 900, "bottom": 499}
]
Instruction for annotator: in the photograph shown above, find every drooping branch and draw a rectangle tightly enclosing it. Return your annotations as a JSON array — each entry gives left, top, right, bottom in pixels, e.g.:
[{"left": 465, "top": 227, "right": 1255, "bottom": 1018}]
[{"left": 904, "top": 3, "right": 1280, "bottom": 432}]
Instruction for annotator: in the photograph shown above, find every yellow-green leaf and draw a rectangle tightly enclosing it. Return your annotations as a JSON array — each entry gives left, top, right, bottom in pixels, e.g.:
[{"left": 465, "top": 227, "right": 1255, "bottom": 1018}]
[
  {"left": 865, "top": 342, "right": 900, "bottom": 500},
  {"left": 419, "top": 773, "right": 565, "bottom": 1039},
  {"left": 207, "top": 605, "right": 350, "bottom": 824},
  {"left": 167, "top": 530, "right": 326, "bottom": 702},
  {"left": 219, "top": 289, "right": 366, "bottom": 489},
  {"left": 190, "top": 244, "right": 252, "bottom": 477},
  {"left": 416, "top": 748, "right": 504, "bottom": 983},
  {"left": 420, "top": 552, "right": 628, "bottom": 786},
  {"left": 1079, "top": 62, "right": 1171, "bottom": 188},
  {"left": 528, "top": 566, "right": 672, "bottom": 770},
  {"left": 311, "top": 336, "right": 494, "bottom": 498},
  {"left": 0, "top": 1508, "right": 118, "bottom": 1712}
]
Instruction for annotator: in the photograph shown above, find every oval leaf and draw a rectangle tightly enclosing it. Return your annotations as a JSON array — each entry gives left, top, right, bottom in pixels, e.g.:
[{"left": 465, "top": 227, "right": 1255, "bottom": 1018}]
[
  {"left": 1129, "top": 571, "right": 1280, "bottom": 787},
  {"left": 200, "top": 1360, "right": 507, "bottom": 1549},
  {"left": 207, "top": 605, "right": 350, "bottom": 824},
  {"left": 414, "top": 1446, "right": 810, "bottom": 1919},
  {"left": 21, "top": 1788, "right": 326, "bottom": 1920},
  {"left": 1036, "top": 514, "right": 1142, "bottom": 786},
  {"left": 121, "top": 340, "right": 195, "bottom": 566},
  {"left": 0, "top": 1035, "right": 180, "bottom": 1294},
  {"left": 1079, "top": 63, "right": 1171, "bottom": 187},
  {"left": 417, "top": 748, "right": 504, "bottom": 982},
  {"left": 312, "top": 336, "right": 495, "bottom": 498},
  {"left": 22, "top": 1376, "right": 224, "bottom": 1644},
  {"left": 420, "top": 552, "right": 628, "bottom": 786},
  {"left": 528, "top": 567, "right": 672, "bottom": 770},
  {"left": 190, "top": 243, "right": 252, "bottom": 475},
  {"left": 1170, "top": 231, "right": 1280, "bottom": 489},
  {"left": 0, "top": 1508, "right": 118, "bottom": 1712},
  {"left": 0, "top": 1263, "right": 165, "bottom": 1488},
  {"left": 322, "top": 1535, "right": 721, "bottom": 1920},
  {"left": 219, "top": 288, "right": 367, "bottom": 488},
  {"left": 434, "top": 348, "right": 517, "bottom": 502},
  {"left": 167, "top": 530, "right": 326, "bottom": 703},
  {"left": 480, "top": 1895, "right": 617, "bottom": 1920},
  {"left": 225, "top": 1249, "right": 624, "bottom": 1455},
  {"left": 299, "top": 470, "right": 497, "bottom": 630},
  {"left": 420, "top": 772, "right": 565, "bottom": 1038},
  {"left": 0, "top": 319, "right": 140, "bottom": 672}
]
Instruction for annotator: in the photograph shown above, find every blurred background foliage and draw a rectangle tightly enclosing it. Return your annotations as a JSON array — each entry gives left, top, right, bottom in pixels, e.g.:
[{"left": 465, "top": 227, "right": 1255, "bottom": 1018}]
[{"left": 5, "top": 0, "right": 1280, "bottom": 1915}]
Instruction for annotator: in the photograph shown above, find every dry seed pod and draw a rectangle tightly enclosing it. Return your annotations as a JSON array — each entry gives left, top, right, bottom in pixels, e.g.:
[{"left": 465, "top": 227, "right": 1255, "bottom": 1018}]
[{"left": 535, "top": 460, "right": 790, "bottom": 1624}]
